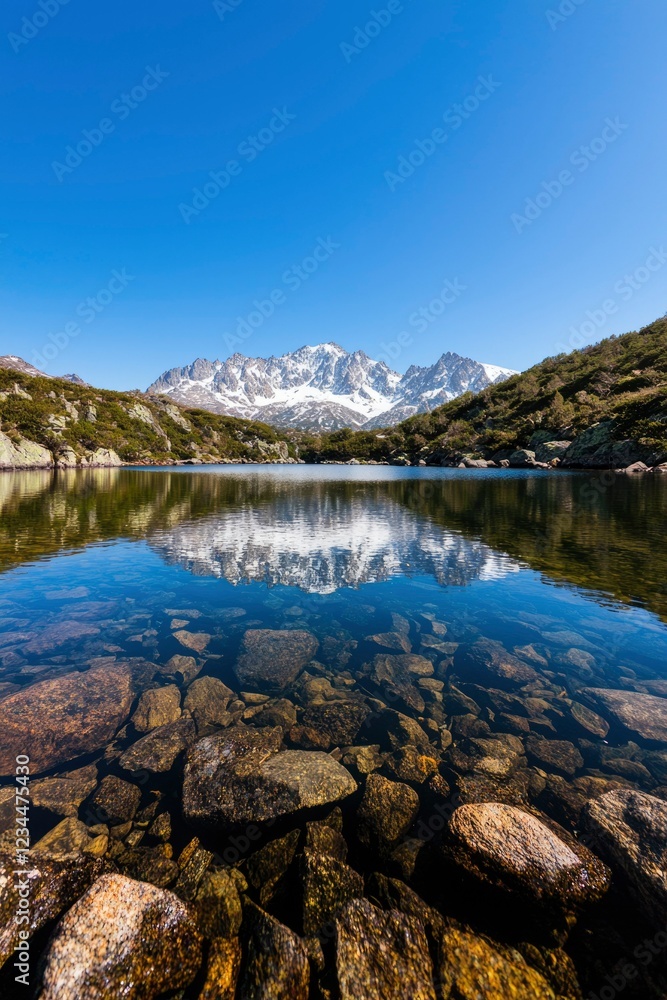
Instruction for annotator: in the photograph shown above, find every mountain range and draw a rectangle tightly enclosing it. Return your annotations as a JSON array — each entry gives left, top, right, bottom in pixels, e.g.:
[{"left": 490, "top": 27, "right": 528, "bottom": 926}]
[{"left": 146, "top": 343, "right": 517, "bottom": 431}]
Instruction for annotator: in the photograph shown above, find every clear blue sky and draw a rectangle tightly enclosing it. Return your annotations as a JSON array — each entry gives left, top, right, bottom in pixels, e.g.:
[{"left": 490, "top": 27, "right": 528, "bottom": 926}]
[{"left": 1, "top": 0, "right": 665, "bottom": 389}]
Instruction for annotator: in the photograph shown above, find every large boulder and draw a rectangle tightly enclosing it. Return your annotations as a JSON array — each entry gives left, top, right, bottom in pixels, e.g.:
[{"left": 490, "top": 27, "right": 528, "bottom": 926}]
[
  {"left": 582, "top": 790, "right": 667, "bottom": 925},
  {"left": 0, "top": 665, "right": 134, "bottom": 776},
  {"left": 233, "top": 629, "right": 318, "bottom": 694},
  {"left": 335, "top": 898, "right": 437, "bottom": 1000},
  {"left": 38, "top": 874, "right": 202, "bottom": 999},
  {"left": 0, "top": 430, "right": 53, "bottom": 469},
  {"left": 445, "top": 802, "right": 609, "bottom": 910},
  {"left": 581, "top": 688, "right": 667, "bottom": 742},
  {"left": 183, "top": 726, "right": 356, "bottom": 828}
]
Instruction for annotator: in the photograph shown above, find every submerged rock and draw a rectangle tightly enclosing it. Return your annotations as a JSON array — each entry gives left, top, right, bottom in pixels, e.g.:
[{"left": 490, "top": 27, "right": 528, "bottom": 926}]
[
  {"left": 38, "top": 873, "right": 202, "bottom": 999},
  {"left": 445, "top": 802, "right": 609, "bottom": 910},
  {"left": 30, "top": 763, "right": 99, "bottom": 818},
  {"left": 234, "top": 629, "right": 319, "bottom": 693},
  {"left": 131, "top": 684, "right": 181, "bottom": 732},
  {"left": 119, "top": 718, "right": 196, "bottom": 774},
  {"left": 183, "top": 726, "right": 356, "bottom": 827},
  {"left": 437, "top": 928, "right": 556, "bottom": 999},
  {"left": 454, "top": 639, "right": 539, "bottom": 689},
  {"left": 335, "top": 898, "right": 436, "bottom": 1000},
  {"left": 199, "top": 936, "right": 241, "bottom": 1000},
  {"left": 0, "top": 664, "right": 134, "bottom": 776},
  {"left": 184, "top": 675, "right": 234, "bottom": 728},
  {"left": 301, "top": 700, "right": 370, "bottom": 748},
  {"left": 239, "top": 901, "right": 310, "bottom": 1000},
  {"left": 582, "top": 789, "right": 667, "bottom": 925},
  {"left": 89, "top": 775, "right": 141, "bottom": 826},
  {"left": 301, "top": 849, "right": 364, "bottom": 935},
  {"left": 356, "top": 773, "right": 420, "bottom": 849},
  {"left": 582, "top": 688, "right": 667, "bottom": 742}
]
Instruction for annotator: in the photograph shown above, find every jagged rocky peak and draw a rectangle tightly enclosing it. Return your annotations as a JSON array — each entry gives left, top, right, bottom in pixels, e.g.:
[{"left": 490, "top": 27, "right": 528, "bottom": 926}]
[
  {"left": 147, "top": 343, "right": 517, "bottom": 431},
  {"left": 0, "top": 356, "right": 88, "bottom": 385}
]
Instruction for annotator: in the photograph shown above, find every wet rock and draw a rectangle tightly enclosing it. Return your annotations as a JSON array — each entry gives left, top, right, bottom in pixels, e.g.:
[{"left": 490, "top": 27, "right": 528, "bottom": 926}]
[
  {"left": 383, "top": 746, "right": 440, "bottom": 785},
  {"left": 570, "top": 700, "right": 609, "bottom": 738},
  {"left": 30, "top": 763, "right": 98, "bottom": 818},
  {"left": 305, "top": 817, "right": 348, "bottom": 861},
  {"left": 357, "top": 774, "right": 420, "bottom": 849},
  {"left": 172, "top": 837, "right": 214, "bottom": 902},
  {"left": 234, "top": 629, "right": 318, "bottom": 693},
  {"left": 160, "top": 653, "right": 202, "bottom": 685},
  {"left": 381, "top": 710, "right": 434, "bottom": 753},
  {"left": 582, "top": 790, "right": 667, "bottom": 925},
  {"left": 447, "top": 734, "right": 526, "bottom": 781},
  {"left": 33, "top": 817, "right": 104, "bottom": 857},
  {"left": 335, "top": 898, "right": 436, "bottom": 1000},
  {"left": 525, "top": 735, "right": 584, "bottom": 777},
  {"left": 301, "top": 700, "right": 370, "bottom": 748},
  {"left": 173, "top": 630, "right": 212, "bottom": 653},
  {"left": 454, "top": 638, "right": 539, "bottom": 690},
  {"left": 117, "top": 847, "right": 179, "bottom": 888},
  {"left": 436, "top": 928, "right": 556, "bottom": 999},
  {"left": 184, "top": 675, "right": 234, "bottom": 729},
  {"left": 199, "top": 937, "right": 241, "bottom": 1000},
  {"left": 119, "top": 717, "right": 196, "bottom": 774},
  {"left": 340, "top": 744, "right": 383, "bottom": 778},
  {"left": 370, "top": 654, "right": 426, "bottom": 713},
  {"left": 253, "top": 697, "right": 298, "bottom": 730},
  {"left": 0, "top": 663, "right": 134, "bottom": 776},
  {"left": 132, "top": 684, "right": 181, "bottom": 732},
  {"left": 195, "top": 870, "right": 243, "bottom": 938},
  {"left": 247, "top": 829, "right": 301, "bottom": 906},
  {"left": 183, "top": 726, "right": 356, "bottom": 828},
  {"left": 23, "top": 619, "right": 100, "bottom": 655},
  {"left": 301, "top": 849, "right": 363, "bottom": 935},
  {"left": 0, "top": 852, "right": 106, "bottom": 968},
  {"left": 38, "top": 873, "right": 202, "bottom": 999},
  {"left": 366, "top": 631, "right": 412, "bottom": 653},
  {"left": 582, "top": 688, "right": 667, "bottom": 742},
  {"left": 367, "top": 872, "right": 446, "bottom": 939},
  {"left": 445, "top": 802, "right": 610, "bottom": 910},
  {"left": 89, "top": 775, "right": 142, "bottom": 826},
  {"left": 239, "top": 901, "right": 310, "bottom": 1000}
]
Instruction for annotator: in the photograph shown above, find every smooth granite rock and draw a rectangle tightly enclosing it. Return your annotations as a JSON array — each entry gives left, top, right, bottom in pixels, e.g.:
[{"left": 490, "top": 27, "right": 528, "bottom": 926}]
[
  {"left": 335, "top": 898, "right": 436, "bottom": 1000},
  {"left": 446, "top": 802, "right": 610, "bottom": 909},
  {"left": 582, "top": 789, "right": 667, "bottom": 924},
  {"left": 38, "top": 874, "right": 202, "bottom": 999},
  {"left": 183, "top": 726, "right": 356, "bottom": 827},
  {"left": 582, "top": 688, "right": 667, "bottom": 742},
  {"left": 0, "top": 664, "right": 134, "bottom": 775},
  {"left": 233, "top": 629, "right": 319, "bottom": 693}
]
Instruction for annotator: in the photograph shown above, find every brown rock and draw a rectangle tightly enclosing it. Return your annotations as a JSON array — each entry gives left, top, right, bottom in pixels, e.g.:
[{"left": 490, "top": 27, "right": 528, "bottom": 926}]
[
  {"left": 132, "top": 685, "right": 181, "bottom": 732},
  {"left": 119, "top": 718, "right": 196, "bottom": 774},
  {"left": 30, "top": 763, "right": 98, "bottom": 818},
  {"left": 301, "top": 849, "right": 363, "bottom": 936},
  {"left": 174, "top": 630, "right": 212, "bottom": 653},
  {"left": 89, "top": 775, "right": 141, "bottom": 826},
  {"left": 0, "top": 664, "right": 134, "bottom": 776},
  {"left": 38, "top": 873, "right": 202, "bottom": 999},
  {"left": 582, "top": 688, "right": 667, "bottom": 742},
  {"left": 184, "top": 675, "right": 234, "bottom": 729},
  {"left": 454, "top": 638, "right": 539, "bottom": 689},
  {"left": 199, "top": 937, "right": 241, "bottom": 1000},
  {"left": 239, "top": 901, "right": 309, "bottom": 999},
  {"left": 436, "top": 928, "right": 556, "bottom": 999},
  {"left": 357, "top": 774, "right": 419, "bottom": 849},
  {"left": 234, "top": 629, "right": 319, "bottom": 694}
]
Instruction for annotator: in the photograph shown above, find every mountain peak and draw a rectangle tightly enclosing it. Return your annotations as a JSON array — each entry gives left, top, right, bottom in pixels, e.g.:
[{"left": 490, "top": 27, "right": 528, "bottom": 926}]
[{"left": 146, "top": 343, "right": 517, "bottom": 431}]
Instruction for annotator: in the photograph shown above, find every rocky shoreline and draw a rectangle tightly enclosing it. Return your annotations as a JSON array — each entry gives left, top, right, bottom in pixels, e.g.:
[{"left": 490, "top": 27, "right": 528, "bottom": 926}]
[{"left": 1, "top": 615, "right": 667, "bottom": 998}]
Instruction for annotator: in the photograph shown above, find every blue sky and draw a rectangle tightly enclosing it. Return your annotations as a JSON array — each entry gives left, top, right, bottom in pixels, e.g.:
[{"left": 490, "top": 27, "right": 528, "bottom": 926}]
[{"left": 1, "top": 0, "right": 665, "bottom": 389}]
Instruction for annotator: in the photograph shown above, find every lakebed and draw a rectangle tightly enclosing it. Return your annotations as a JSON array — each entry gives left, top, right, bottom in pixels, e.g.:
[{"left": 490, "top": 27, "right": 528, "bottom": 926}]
[{"left": 1, "top": 465, "right": 667, "bottom": 998}]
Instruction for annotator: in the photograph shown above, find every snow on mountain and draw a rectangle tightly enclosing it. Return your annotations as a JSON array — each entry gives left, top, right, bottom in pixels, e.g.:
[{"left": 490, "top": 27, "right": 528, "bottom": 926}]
[
  {"left": 0, "top": 356, "right": 88, "bottom": 385},
  {"left": 146, "top": 343, "right": 517, "bottom": 431}
]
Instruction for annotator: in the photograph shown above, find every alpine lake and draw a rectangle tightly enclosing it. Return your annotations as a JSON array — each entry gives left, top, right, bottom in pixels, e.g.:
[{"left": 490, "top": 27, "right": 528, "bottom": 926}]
[{"left": 1, "top": 465, "right": 667, "bottom": 999}]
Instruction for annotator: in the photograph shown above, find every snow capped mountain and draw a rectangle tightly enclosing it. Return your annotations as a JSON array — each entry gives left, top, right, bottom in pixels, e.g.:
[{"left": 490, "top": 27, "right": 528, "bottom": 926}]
[
  {"left": 146, "top": 343, "right": 517, "bottom": 431},
  {"left": 0, "top": 356, "right": 88, "bottom": 385}
]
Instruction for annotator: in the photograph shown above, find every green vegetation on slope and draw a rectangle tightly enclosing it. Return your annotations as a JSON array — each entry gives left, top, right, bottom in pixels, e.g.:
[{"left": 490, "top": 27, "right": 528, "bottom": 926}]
[
  {"left": 301, "top": 317, "right": 667, "bottom": 465},
  {"left": 0, "top": 370, "right": 301, "bottom": 465}
]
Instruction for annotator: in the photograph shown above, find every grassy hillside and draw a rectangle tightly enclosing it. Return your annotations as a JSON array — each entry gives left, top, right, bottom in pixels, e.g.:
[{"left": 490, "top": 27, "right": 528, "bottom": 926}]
[
  {"left": 0, "top": 369, "right": 301, "bottom": 466},
  {"left": 302, "top": 317, "right": 667, "bottom": 466}
]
